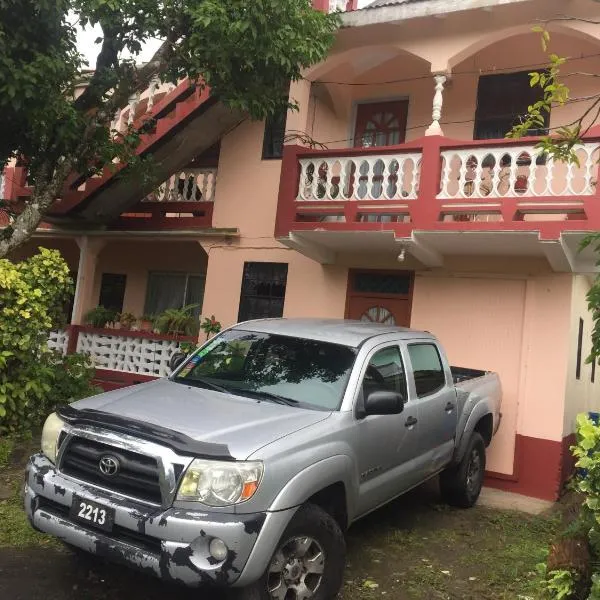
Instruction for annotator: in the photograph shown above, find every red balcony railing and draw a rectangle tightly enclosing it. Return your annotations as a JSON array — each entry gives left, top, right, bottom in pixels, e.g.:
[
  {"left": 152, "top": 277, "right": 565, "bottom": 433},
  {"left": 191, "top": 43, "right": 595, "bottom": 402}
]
[{"left": 275, "top": 128, "right": 600, "bottom": 242}]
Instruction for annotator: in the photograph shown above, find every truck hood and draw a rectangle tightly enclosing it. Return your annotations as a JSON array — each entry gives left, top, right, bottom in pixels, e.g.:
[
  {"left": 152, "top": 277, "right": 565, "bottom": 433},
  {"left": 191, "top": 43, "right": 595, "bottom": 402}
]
[{"left": 71, "top": 379, "right": 331, "bottom": 459}]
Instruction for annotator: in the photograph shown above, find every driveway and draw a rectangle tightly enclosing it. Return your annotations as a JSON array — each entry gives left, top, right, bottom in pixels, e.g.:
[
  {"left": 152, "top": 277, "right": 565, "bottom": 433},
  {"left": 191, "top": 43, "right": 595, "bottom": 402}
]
[{"left": 0, "top": 435, "right": 555, "bottom": 600}]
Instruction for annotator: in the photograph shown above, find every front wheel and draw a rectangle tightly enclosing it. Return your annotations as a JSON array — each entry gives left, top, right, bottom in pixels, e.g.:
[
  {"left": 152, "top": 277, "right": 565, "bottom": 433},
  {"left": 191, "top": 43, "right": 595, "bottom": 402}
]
[
  {"left": 440, "top": 432, "right": 486, "bottom": 508},
  {"left": 237, "top": 503, "right": 346, "bottom": 600}
]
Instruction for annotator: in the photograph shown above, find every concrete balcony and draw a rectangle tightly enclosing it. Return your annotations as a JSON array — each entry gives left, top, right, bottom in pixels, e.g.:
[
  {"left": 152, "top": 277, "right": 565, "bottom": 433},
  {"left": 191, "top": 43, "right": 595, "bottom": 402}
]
[{"left": 275, "top": 130, "right": 600, "bottom": 272}]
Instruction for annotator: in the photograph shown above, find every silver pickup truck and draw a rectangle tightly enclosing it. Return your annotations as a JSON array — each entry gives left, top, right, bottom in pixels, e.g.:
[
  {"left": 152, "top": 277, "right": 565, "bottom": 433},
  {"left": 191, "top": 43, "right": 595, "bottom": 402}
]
[{"left": 25, "top": 319, "right": 501, "bottom": 600}]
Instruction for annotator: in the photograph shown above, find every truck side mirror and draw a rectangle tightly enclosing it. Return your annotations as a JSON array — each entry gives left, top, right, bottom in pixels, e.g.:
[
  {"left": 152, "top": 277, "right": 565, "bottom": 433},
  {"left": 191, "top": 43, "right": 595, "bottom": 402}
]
[
  {"left": 364, "top": 390, "right": 405, "bottom": 416},
  {"left": 169, "top": 351, "right": 187, "bottom": 374}
]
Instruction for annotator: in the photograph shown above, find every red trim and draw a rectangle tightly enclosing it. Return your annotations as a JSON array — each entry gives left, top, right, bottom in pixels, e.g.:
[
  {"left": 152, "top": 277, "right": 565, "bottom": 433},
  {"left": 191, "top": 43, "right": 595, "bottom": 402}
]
[
  {"left": 111, "top": 201, "right": 214, "bottom": 230},
  {"left": 77, "top": 325, "right": 196, "bottom": 343},
  {"left": 484, "top": 433, "right": 576, "bottom": 501}
]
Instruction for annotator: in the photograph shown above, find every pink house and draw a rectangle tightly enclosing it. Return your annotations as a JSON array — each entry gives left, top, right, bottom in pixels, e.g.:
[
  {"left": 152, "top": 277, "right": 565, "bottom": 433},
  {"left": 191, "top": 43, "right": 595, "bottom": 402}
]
[{"left": 4, "top": 0, "right": 600, "bottom": 501}]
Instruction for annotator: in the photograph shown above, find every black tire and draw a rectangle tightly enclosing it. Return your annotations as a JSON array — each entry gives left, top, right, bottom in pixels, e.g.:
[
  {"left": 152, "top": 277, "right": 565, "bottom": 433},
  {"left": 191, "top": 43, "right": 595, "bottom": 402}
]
[
  {"left": 440, "top": 432, "right": 486, "bottom": 508},
  {"left": 235, "top": 503, "right": 346, "bottom": 600}
]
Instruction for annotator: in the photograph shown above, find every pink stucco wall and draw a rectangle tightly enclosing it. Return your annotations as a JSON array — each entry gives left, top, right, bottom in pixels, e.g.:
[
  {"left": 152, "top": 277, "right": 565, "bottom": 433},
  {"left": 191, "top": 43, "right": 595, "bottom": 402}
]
[{"left": 411, "top": 273, "right": 571, "bottom": 475}]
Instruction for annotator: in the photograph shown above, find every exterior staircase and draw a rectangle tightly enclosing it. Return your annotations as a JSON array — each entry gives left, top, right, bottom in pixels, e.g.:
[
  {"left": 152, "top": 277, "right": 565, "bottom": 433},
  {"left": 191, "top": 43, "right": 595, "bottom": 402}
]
[{"left": 4, "top": 80, "right": 244, "bottom": 226}]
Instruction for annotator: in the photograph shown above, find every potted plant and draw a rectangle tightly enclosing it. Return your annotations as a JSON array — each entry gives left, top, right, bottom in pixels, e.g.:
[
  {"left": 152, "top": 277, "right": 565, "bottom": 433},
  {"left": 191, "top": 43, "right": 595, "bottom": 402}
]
[
  {"left": 153, "top": 304, "right": 199, "bottom": 336},
  {"left": 84, "top": 306, "right": 115, "bottom": 329},
  {"left": 139, "top": 314, "right": 154, "bottom": 331},
  {"left": 200, "top": 315, "right": 222, "bottom": 340},
  {"left": 119, "top": 311, "right": 136, "bottom": 330}
]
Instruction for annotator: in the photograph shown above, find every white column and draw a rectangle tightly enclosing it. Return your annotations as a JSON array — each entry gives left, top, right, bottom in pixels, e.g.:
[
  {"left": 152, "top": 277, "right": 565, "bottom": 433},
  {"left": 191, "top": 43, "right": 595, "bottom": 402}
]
[
  {"left": 71, "top": 236, "right": 106, "bottom": 325},
  {"left": 127, "top": 91, "right": 140, "bottom": 125},
  {"left": 425, "top": 74, "right": 447, "bottom": 136}
]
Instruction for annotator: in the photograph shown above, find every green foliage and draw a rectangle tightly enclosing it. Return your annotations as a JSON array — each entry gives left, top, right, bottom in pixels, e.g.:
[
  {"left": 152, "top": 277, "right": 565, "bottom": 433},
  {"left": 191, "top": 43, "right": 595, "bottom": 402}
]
[
  {"left": 153, "top": 304, "right": 199, "bottom": 335},
  {"left": 0, "top": 0, "right": 338, "bottom": 256},
  {"left": 200, "top": 314, "right": 222, "bottom": 339},
  {"left": 541, "top": 568, "right": 577, "bottom": 600},
  {"left": 84, "top": 305, "right": 117, "bottom": 328},
  {"left": 0, "top": 248, "right": 97, "bottom": 432},
  {"left": 0, "top": 437, "right": 14, "bottom": 469}
]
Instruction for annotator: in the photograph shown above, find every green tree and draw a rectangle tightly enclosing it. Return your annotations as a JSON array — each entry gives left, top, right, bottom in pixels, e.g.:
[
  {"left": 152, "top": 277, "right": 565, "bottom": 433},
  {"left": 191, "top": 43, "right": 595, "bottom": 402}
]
[
  {"left": 507, "top": 21, "right": 600, "bottom": 366},
  {"left": 0, "top": 0, "right": 338, "bottom": 257}
]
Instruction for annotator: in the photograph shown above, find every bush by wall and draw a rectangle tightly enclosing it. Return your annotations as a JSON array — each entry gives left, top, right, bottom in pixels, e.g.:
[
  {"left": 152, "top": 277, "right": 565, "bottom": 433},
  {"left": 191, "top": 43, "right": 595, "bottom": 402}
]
[{"left": 0, "top": 247, "right": 98, "bottom": 432}]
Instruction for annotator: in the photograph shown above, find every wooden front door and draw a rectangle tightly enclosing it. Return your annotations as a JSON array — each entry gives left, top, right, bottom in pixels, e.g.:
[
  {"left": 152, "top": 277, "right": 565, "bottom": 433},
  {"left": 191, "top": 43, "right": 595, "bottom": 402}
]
[
  {"left": 346, "top": 270, "right": 414, "bottom": 327},
  {"left": 354, "top": 100, "right": 409, "bottom": 148}
]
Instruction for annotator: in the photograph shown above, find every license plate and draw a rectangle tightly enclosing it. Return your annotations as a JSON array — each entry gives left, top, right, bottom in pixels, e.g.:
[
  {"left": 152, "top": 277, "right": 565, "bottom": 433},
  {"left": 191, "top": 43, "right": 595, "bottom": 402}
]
[{"left": 70, "top": 496, "right": 115, "bottom": 532}]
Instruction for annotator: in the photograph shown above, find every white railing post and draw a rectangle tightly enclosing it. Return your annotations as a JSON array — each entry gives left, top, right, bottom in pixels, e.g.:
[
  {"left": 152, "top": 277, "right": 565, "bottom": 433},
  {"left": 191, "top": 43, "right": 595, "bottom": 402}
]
[{"left": 425, "top": 74, "right": 447, "bottom": 137}]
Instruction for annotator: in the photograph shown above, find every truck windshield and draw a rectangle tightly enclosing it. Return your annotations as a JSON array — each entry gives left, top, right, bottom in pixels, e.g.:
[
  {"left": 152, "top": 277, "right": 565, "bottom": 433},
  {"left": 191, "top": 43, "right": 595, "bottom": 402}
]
[{"left": 172, "top": 329, "right": 357, "bottom": 411}]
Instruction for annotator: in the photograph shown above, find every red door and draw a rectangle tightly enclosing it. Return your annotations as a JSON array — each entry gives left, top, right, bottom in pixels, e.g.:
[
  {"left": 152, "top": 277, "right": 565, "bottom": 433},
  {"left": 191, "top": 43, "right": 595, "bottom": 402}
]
[
  {"left": 354, "top": 100, "right": 409, "bottom": 148},
  {"left": 345, "top": 270, "right": 413, "bottom": 327}
]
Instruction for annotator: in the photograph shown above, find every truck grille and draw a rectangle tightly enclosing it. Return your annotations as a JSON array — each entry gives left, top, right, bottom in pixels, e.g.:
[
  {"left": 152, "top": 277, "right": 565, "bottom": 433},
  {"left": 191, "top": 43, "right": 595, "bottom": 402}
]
[{"left": 60, "top": 436, "right": 162, "bottom": 505}]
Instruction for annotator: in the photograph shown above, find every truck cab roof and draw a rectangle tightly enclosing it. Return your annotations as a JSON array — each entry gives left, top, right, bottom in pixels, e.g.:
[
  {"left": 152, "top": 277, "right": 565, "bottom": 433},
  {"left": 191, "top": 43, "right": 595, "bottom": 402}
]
[{"left": 231, "top": 318, "right": 436, "bottom": 348}]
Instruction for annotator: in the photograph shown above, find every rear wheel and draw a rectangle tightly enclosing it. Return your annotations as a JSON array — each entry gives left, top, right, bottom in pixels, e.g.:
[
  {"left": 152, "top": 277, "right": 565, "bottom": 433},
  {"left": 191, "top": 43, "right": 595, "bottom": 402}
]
[
  {"left": 236, "top": 503, "right": 346, "bottom": 600},
  {"left": 440, "top": 432, "right": 486, "bottom": 508}
]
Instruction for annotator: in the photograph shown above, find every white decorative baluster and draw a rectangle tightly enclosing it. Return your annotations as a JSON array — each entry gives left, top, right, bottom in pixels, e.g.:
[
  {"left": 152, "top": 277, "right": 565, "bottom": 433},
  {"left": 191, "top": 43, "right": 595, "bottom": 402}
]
[
  {"left": 565, "top": 161, "right": 576, "bottom": 195},
  {"left": 426, "top": 74, "right": 447, "bottom": 136},
  {"left": 127, "top": 92, "right": 140, "bottom": 125},
  {"left": 146, "top": 76, "right": 161, "bottom": 113},
  {"left": 528, "top": 151, "right": 539, "bottom": 196}
]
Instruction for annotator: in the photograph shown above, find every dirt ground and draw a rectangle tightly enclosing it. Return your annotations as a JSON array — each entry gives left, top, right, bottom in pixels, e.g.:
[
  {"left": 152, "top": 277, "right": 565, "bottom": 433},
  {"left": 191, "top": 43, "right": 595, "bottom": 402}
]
[{"left": 0, "top": 437, "right": 556, "bottom": 600}]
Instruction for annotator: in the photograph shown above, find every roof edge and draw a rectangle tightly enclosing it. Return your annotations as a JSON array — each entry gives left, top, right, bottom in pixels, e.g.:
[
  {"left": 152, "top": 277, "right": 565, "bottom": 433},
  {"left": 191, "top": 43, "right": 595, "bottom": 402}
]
[{"left": 343, "top": 0, "right": 533, "bottom": 27}]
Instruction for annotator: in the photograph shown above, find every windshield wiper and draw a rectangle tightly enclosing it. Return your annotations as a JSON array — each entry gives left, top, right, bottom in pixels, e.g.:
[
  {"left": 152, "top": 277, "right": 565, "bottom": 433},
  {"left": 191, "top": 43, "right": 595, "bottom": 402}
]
[
  {"left": 175, "top": 376, "right": 232, "bottom": 395},
  {"left": 238, "top": 389, "right": 299, "bottom": 407}
]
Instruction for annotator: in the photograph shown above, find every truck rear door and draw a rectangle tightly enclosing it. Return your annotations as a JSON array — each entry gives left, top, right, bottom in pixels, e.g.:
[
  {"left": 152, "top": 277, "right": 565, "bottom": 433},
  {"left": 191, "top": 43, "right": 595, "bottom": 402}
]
[{"left": 404, "top": 341, "right": 458, "bottom": 476}]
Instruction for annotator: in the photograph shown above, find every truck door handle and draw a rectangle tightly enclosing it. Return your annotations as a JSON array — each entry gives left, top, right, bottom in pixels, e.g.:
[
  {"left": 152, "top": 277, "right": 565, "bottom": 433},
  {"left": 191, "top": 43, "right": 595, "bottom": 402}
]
[
  {"left": 445, "top": 402, "right": 455, "bottom": 412},
  {"left": 405, "top": 416, "right": 418, "bottom": 428}
]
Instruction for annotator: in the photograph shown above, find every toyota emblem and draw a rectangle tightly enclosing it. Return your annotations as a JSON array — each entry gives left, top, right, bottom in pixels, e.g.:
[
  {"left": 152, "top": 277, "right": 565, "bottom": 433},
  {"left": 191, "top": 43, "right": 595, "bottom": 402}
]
[{"left": 98, "top": 455, "right": 120, "bottom": 477}]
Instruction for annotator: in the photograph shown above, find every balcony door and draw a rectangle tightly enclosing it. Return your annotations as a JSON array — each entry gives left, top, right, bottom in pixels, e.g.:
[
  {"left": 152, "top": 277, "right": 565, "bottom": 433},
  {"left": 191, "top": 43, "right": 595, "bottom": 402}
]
[
  {"left": 354, "top": 100, "right": 408, "bottom": 148},
  {"left": 346, "top": 270, "right": 414, "bottom": 327}
]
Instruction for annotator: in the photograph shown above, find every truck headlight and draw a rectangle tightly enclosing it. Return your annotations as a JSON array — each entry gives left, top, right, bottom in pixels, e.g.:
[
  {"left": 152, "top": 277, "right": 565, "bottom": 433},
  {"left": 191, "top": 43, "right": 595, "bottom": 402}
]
[
  {"left": 177, "top": 459, "right": 263, "bottom": 506},
  {"left": 41, "top": 412, "right": 64, "bottom": 464}
]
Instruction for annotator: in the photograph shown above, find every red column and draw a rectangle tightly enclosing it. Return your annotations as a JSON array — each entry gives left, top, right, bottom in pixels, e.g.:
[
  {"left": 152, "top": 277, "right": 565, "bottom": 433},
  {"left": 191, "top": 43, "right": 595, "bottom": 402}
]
[
  {"left": 312, "top": 0, "right": 329, "bottom": 11},
  {"left": 274, "top": 145, "right": 303, "bottom": 238},
  {"left": 413, "top": 135, "right": 444, "bottom": 229}
]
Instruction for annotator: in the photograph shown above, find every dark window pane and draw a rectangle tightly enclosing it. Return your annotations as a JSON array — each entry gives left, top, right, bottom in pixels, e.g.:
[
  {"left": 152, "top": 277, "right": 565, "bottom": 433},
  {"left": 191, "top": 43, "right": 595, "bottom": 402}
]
[
  {"left": 186, "top": 275, "right": 206, "bottom": 321},
  {"left": 238, "top": 262, "right": 288, "bottom": 322},
  {"left": 262, "top": 107, "right": 287, "bottom": 160},
  {"left": 145, "top": 273, "right": 187, "bottom": 316},
  {"left": 353, "top": 272, "right": 411, "bottom": 295},
  {"left": 408, "top": 344, "right": 445, "bottom": 397},
  {"left": 99, "top": 273, "right": 127, "bottom": 313},
  {"left": 362, "top": 346, "right": 407, "bottom": 400},
  {"left": 474, "top": 71, "right": 549, "bottom": 140}
]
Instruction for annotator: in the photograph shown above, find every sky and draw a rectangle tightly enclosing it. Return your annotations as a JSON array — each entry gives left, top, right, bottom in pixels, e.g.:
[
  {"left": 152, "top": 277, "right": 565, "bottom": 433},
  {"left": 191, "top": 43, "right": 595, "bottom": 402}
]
[{"left": 76, "top": 0, "right": 374, "bottom": 66}]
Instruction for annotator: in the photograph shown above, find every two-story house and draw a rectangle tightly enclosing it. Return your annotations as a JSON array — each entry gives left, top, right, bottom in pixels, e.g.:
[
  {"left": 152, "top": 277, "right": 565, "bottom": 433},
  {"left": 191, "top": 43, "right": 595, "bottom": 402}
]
[{"left": 4, "top": 0, "right": 600, "bottom": 501}]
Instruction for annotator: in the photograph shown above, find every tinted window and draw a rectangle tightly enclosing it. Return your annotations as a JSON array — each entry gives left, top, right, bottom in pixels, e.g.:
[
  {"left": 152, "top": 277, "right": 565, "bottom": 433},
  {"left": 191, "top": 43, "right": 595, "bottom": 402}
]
[
  {"left": 362, "top": 346, "right": 407, "bottom": 400},
  {"left": 262, "top": 107, "right": 287, "bottom": 159},
  {"left": 474, "top": 71, "right": 548, "bottom": 140},
  {"left": 99, "top": 273, "right": 126, "bottom": 313},
  {"left": 408, "top": 344, "right": 445, "bottom": 397},
  {"left": 238, "top": 262, "right": 288, "bottom": 322},
  {"left": 175, "top": 330, "right": 356, "bottom": 411}
]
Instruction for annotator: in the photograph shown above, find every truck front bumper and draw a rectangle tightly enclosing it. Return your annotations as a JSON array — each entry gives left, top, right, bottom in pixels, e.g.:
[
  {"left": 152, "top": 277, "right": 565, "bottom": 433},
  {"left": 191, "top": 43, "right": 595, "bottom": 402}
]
[{"left": 25, "top": 453, "right": 294, "bottom": 587}]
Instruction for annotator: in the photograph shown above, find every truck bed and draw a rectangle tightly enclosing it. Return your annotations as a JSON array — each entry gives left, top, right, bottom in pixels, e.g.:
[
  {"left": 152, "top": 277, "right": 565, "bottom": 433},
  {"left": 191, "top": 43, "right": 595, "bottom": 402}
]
[{"left": 450, "top": 366, "right": 488, "bottom": 384}]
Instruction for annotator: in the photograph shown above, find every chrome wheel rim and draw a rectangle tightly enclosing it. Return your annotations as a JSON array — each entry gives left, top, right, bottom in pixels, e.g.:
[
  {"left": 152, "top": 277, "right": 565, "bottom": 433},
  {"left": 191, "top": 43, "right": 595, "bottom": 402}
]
[
  {"left": 267, "top": 536, "right": 326, "bottom": 600},
  {"left": 466, "top": 449, "right": 482, "bottom": 494}
]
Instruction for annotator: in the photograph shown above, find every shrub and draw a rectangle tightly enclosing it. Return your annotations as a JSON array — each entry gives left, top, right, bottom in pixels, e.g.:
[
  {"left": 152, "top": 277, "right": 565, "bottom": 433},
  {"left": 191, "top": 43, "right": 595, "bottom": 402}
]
[{"left": 0, "top": 248, "right": 97, "bottom": 432}]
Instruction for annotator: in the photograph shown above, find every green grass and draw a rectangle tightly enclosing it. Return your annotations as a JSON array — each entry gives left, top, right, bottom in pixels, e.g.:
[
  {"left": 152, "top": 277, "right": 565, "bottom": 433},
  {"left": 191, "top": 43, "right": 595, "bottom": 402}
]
[
  {"left": 342, "top": 502, "right": 557, "bottom": 600},
  {"left": 0, "top": 434, "right": 60, "bottom": 549}
]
